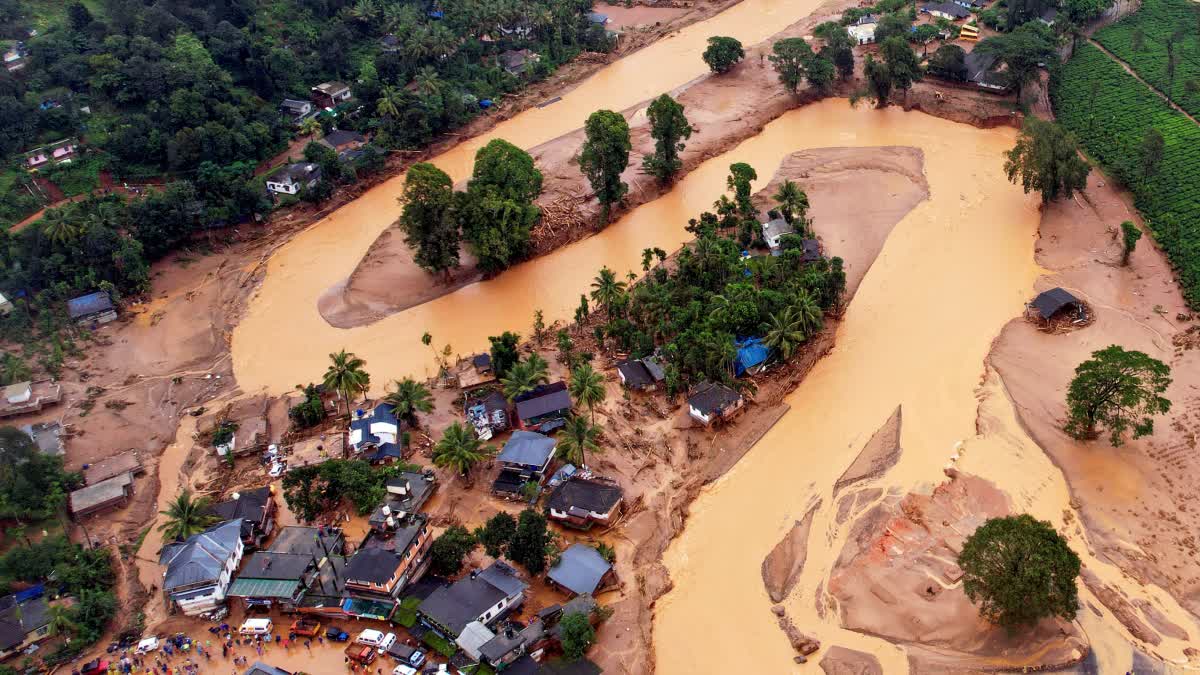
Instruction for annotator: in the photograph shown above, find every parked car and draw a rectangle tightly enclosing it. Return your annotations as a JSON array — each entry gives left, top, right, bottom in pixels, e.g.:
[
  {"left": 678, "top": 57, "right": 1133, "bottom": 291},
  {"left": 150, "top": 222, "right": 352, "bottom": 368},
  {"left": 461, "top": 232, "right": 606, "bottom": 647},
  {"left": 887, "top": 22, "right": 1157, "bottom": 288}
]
[
  {"left": 290, "top": 619, "right": 322, "bottom": 637},
  {"left": 392, "top": 665, "right": 418, "bottom": 675},
  {"left": 387, "top": 643, "right": 426, "bottom": 668},
  {"left": 377, "top": 632, "right": 397, "bottom": 654},
  {"left": 345, "top": 644, "right": 377, "bottom": 666},
  {"left": 239, "top": 618, "right": 273, "bottom": 636},
  {"left": 136, "top": 636, "right": 159, "bottom": 654},
  {"left": 355, "top": 629, "right": 385, "bottom": 647},
  {"left": 326, "top": 626, "right": 350, "bottom": 642},
  {"left": 80, "top": 659, "right": 110, "bottom": 675}
]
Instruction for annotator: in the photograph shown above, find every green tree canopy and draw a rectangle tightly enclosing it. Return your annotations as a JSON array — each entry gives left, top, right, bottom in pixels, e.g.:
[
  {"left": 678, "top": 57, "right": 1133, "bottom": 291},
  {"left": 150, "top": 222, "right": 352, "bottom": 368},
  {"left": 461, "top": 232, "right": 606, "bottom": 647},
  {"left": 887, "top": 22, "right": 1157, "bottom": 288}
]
[
  {"left": 383, "top": 377, "right": 434, "bottom": 427},
  {"left": 1138, "top": 128, "right": 1165, "bottom": 178},
  {"left": 580, "top": 110, "right": 632, "bottom": 221},
  {"left": 559, "top": 611, "right": 596, "bottom": 660},
  {"left": 460, "top": 139, "right": 543, "bottom": 274},
  {"left": 975, "top": 23, "right": 1059, "bottom": 96},
  {"left": 928, "top": 44, "right": 968, "bottom": 81},
  {"left": 489, "top": 331, "right": 522, "bottom": 378},
  {"left": 880, "top": 37, "right": 923, "bottom": 93},
  {"left": 1003, "top": 118, "right": 1090, "bottom": 203},
  {"left": 468, "top": 138, "right": 543, "bottom": 203},
  {"left": 874, "top": 12, "right": 912, "bottom": 43},
  {"left": 1120, "top": 221, "right": 1142, "bottom": 266},
  {"left": 569, "top": 361, "right": 606, "bottom": 423},
  {"left": 769, "top": 38, "right": 815, "bottom": 95},
  {"left": 959, "top": 514, "right": 1080, "bottom": 629},
  {"left": 429, "top": 524, "right": 477, "bottom": 575},
  {"left": 475, "top": 511, "right": 517, "bottom": 558},
  {"left": 702, "top": 36, "right": 745, "bottom": 74},
  {"left": 433, "top": 422, "right": 492, "bottom": 476},
  {"left": 1064, "top": 345, "right": 1171, "bottom": 445},
  {"left": 323, "top": 350, "right": 370, "bottom": 415},
  {"left": 558, "top": 415, "right": 603, "bottom": 468},
  {"left": 643, "top": 94, "right": 693, "bottom": 184},
  {"left": 157, "top": 489, "right": 219, "bottom": 542},
  {"left": 398, "top": 162, "right": 461, "bottom": 276},
  {"left": 508, "top": 508, "right": 551, "bottom": 574}
]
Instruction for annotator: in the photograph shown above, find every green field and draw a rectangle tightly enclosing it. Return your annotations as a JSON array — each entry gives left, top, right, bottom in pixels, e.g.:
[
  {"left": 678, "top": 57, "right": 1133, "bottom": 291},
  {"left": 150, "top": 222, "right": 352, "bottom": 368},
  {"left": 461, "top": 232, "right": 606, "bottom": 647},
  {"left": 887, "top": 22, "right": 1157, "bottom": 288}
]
[
  {"left": 1093, "top": 0, "right": 1200, "bottom": 118},
  {"left": 1052, "top": 42, "right": 1200, "bottom": 308}
]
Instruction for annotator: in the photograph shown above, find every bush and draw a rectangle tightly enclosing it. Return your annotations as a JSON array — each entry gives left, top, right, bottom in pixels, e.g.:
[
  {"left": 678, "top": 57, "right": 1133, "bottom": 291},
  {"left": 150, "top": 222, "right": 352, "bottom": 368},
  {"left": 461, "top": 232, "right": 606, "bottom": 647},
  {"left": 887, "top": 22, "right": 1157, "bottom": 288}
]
[
  {"left": 392, "top": 596, "right": 421, "bottom": 628},
  {"left": 422, "top": 631, "right": 457, "bottom": 658}
]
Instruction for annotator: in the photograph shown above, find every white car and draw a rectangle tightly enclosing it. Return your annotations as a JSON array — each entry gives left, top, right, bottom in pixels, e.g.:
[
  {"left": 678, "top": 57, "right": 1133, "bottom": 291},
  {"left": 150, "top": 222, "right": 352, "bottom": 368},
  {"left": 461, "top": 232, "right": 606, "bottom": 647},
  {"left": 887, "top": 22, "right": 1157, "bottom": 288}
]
[
  {"left": 268, "top": 461, "right": 285, "bottom": 477},
  {"left": 376, "top": 632, "right": 397, "bottom": 654},
  {"left": 355, "top": 629, "right": 385, "bottom": 647},
  {"left": 136, "top": 637, "right": 159, "bottom": 654},
  {"left": 391, "top": 666, "right": 417, "bottom": 675}
]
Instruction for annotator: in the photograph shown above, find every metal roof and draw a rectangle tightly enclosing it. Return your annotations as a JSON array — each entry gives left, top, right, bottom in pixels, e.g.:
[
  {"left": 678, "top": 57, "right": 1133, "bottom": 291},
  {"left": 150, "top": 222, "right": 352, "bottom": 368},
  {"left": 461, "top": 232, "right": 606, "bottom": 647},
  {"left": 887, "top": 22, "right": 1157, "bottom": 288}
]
[
  {"left": 227, "top": 577, "right": 301, "bottom": 599},
  {"left": 547, "top": 544, "right": 611, "bottom": 596},
  {"left": 161, "top": 519, "right": 243, "bottom": 591},
  {"left": 498, "top": 431, "right": 557, "bottom": 467},
  {"left": 67, "top": 291, "right": 114, "bottom": 319}
]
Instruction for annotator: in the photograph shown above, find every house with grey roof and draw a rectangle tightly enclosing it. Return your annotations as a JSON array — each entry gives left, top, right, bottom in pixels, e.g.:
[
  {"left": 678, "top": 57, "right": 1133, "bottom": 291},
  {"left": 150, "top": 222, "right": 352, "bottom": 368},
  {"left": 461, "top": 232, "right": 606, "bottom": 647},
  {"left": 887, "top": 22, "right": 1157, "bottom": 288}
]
[
  {"left": 208, "top": 487, "right": 276, "bottom": 548},
  {"left": 546, "top": 478, "right": 623, "bottom": 530},
  {"left": 493, "top": 431, "right": 557, "bottom": 497},
  {"left": 513, "top": 382, "right": 572, "bottom": 432},
  {"left": 160, "top": 519, "right": 245, "bottom": 616},
  {"left": 0, "top": 593, "right": 51, "bottom": 660},
  {"left": 368, "top": 471, "right": 437, "bottom": 532},
  {"left": 22, "top": 421, "right": 63, "bottom": 456},
  {"left": 761, "top": 217, "right": 794, "bottom": 251},
  {"left": 687, "top": 381, "right": 744, "bottom": 426},
  {"left": 225, "top": 551, "right": 315, "bottom": 612},
  {"left": 417, "top": 561, "right": 528, "bottom": 639},
  {"left": 547, "top": 544, "right": 615, "bottom": 597},
  {"left": 498, "top": 49, "right": 540, "bottom": 76},
  {"left": 69, "top": 471, "right": 135, "bottom": 518},
  {"left": 265, "top": 162, "right": 322, "bottom": 197}
]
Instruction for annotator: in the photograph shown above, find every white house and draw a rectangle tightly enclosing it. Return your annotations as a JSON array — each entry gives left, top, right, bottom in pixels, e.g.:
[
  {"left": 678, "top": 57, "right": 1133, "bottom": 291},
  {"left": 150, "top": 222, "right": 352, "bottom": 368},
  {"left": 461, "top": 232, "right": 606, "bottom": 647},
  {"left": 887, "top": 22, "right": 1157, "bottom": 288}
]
[
  {"left": 418, "top": 561, "right": 528, "bottom": 640},
  {"left": 160, "top": 519, "right": 244, "bottom": 616},
  {"left": 848, "top": 15, "right": 877, "bottom": 44},
  {"left": 265, "top": 163, "right": 322, "bottom": 196},
  {"left": 687, "top": 381, "right": 744, "bottom": 426},
  {"left": 761, "top": 217, "right": 795, "bottom": 250}
]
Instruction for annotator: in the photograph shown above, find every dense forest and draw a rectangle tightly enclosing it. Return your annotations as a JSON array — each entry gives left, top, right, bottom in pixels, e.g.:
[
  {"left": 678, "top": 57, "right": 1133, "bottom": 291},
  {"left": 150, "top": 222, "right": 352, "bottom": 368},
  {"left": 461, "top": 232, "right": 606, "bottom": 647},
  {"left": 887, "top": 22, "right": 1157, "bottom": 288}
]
[{"left": 0, "top": 0, "right": 610, "bottom": 308}]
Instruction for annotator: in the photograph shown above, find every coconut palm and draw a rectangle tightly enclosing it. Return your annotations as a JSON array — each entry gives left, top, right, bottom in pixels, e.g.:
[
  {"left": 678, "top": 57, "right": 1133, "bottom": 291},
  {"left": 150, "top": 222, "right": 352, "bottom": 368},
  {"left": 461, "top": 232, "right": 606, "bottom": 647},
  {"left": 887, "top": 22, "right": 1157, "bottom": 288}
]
[
  {"left": 590, "top": 267, "right": 627, "bottom": 318},
  {"left": 0, "top": 353, "right": 31, "bottom": 386},
  {"left": 157, "top": 489, "right": 219, "bottom": 542},
  {"left": 376, "top": 85, "right": 404, "bottom": 119},
  {"left": 793, "top": 289, "right": 824, "bottom": 337},
  {"left": 433, "top": 422, "right": 491, "bottom": 477},
  {"left": 558, "top": 415, "right": 602, "bottom": 469},
  {"left": 40, "top": 208, "right": 78, "bottom": 245},
  {"left": 772, "top": 179, "right": 809, "bottom": 226},
  {"left": 525, "top": 353, "right": 550, "bottom": 384},
  {"left": 299, "top": 117, "right": 322, "bottom": 139},
  {"left": 383, "top": 377, "right": 434, "bottom": 427},
  {"left": 414, "top": 66, "right": 443, "bottom": 97},
  {"left": 46, "top": 604, "right": 76, "bottom": 638},
  {"left": 568, "top": 362, "right": 606, "bottom": 424},
  {"left": 323, "top": 350, "right": 370, "bottom": 416},
  {"left": 764, "top": 306, "right": 807, "bottom": 360},
  {"left": 501, "top": 356, "right": 549, "bottom": 402}
]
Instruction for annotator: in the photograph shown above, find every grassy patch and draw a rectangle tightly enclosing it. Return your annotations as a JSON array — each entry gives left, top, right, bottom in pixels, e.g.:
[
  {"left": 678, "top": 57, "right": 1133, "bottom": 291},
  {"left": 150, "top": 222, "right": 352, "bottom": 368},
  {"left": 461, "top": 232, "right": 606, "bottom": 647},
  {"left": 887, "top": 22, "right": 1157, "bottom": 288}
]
[
  {"left": 421, "top": 631, "right": 457, "bottom": 658},
  {"left": 1051, "top": 43, "right": 1200, "bottom": 308},
  {"left": 392, "top": 596, "right": 421, "bottom": 629},
  {"left": 44, "top": 156, "right": 102, "bottom": 197}
]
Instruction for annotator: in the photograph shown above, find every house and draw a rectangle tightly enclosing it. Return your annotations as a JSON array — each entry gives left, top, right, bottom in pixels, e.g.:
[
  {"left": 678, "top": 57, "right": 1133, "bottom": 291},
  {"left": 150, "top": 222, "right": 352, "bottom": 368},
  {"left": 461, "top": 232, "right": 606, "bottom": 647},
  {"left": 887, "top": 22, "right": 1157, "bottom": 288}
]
[
  {"left": 279, "top": 99, "right": 316, "bottom": 126},
  {"left": 0, "top": 380, "right": 61, "bottom": 418},
  {"left": 21, "top": 421, "right": 64, "bottom": 456},
  {"left": 1030, "top": 287, "right": 1084, "bottom": 322},
  {"left": 226, "top": 551, "right": 318, "bottom": 612},
  {"left": 546, "top": 478, "right": 623, "bottom": 530},
  {"left": 311, "top": 81, "right": 352, "bottom": 109},
  {"left": 546, "top": 544, "right": 615, "bottom": 598},
  {"left": 1037, "top": 7, "right": 1058, "bottom": 25},
  {"left": 265, "top": 163, "right": 322, "bottom": 196},
  {"left": 264, "top": 526, "right": 347, "bottom": 607},
  {"left": 379, "top": 34, "right": 401, "bottom": 52},
  {"left": 3, "top": 43, "right": 27, "bottom": 72},
  {"left": 498, "top": 49, "right": 540, "bottom": 76},
  {"left": 687, "top": 381, "right": 744, "bottom": 426},
  {"left": 964, "top": 50, "right": 1009, "bottom": 91},
  {"left": 0, "top": 593, "right": 50, "bottom": 660},
  {"left": 68, "top": 291, "right": 117, "bottom": 326},
  {"left": 83, "top": 449, "right": 144, "bottom": 485},
  {"left": 493, "top": 431, "right": 557, "bottom": 496},
  {"left": 269, "top": 525, "right": 344, "bottom": 560},
  {"left": 244, "top": 663, "right": 292, "bottom": 675},
  {"left": 586, "top": 11, "right": 609, "bottom": 24},
  {"left": 478, "top": 620, "right": 546, "bottom": 669},
  {"left": 69, "top": 472, "right": 134, "bottom": 518},
  {"left": 504, "top": 655, "right": 602, "bottom": 675},
  {"left": 368, "top": 471, "right": 437, "bottom": 532},
  {"left": 345, "top": 515, "right": 432, "bottom": 598},
  {"left": 208, "top": 487, "right": 276, "bottom": 548},
  {"left": 159, "top": 519, "right": 245, "bottom": 616},
  {"left": 959, "top": 22, "right": 980, "bottom": 40},
  {"left": 616, "top": 356, "right": 664, "bottom": 392},
  {"left": 762, "top": 217, "right": 794, "bottom": 250},
  {"left": 514, "top": 382, "right": 572, "bottom": 432},
  {"left": 25, "top": 139, "right": 79, "bottom": 171},
  {"left": 921, "top": 2, "right": 971, "bottom": 19},
  {"left": 286, "top": 434, "right": 344, "bottom": 471},
  {"left": 952, "top": 0, "right": 987, "bottom": 8},
  {"left": 350, "top": 402, "right": 404, "bottom": 463},
  {"left": 734, "top": 337, "right": 770, "bottom": 377},
  {"left": 465, "top": 390, "right": 509, "bottom": 440},
  {"left": 458, "top": 354, "right": 498, "bottom": 390},
  {"left": 848, "top": 14, "right": 877, "bottom": 45},
  {"left": 318, "top": 130, "right": 366, "bottom": 153},
  {"left": 418, "top": 561, "right": 528, "bottom": 639}
]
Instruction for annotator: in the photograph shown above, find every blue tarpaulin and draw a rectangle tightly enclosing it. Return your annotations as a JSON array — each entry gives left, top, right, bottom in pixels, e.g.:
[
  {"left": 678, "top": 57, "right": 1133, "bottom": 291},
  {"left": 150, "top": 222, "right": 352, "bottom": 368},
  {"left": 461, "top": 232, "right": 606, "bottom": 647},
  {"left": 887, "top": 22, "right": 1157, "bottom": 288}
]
[{"left": 734, "top": 338, "right": 769, "bottom": 377}]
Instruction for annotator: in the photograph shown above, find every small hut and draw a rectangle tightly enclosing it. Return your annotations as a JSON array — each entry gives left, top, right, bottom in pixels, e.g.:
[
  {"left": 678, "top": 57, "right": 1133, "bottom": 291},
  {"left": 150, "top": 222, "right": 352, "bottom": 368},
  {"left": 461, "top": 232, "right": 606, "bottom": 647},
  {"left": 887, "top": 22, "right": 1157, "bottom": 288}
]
[{"left": 1029, "top": 287, "right": 1088, "bottom": 327}]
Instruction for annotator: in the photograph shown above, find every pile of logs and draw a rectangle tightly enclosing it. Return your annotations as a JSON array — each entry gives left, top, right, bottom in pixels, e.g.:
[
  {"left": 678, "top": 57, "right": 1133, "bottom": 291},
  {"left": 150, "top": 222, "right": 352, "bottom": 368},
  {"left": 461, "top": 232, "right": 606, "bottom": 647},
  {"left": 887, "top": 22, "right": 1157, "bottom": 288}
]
[{"left": 534, "top": 194, "right": 588, "bottom": 241}]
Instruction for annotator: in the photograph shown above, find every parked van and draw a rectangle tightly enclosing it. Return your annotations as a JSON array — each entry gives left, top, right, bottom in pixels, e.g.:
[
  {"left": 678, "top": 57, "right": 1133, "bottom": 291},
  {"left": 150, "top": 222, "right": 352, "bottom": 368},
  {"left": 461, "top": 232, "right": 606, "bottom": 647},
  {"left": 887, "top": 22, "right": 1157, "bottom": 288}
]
[
  {"left": 239, "top": 619, "right": 273, "bottom": 636},
  {"left": 356, "top": 629, "right": 385, "bottom": 647},
  {"left": 377, "top": 632, "right": 397, "bottom": 654},
  {"left": 387, "top": 643, "right": 426, "bottom": 668}
]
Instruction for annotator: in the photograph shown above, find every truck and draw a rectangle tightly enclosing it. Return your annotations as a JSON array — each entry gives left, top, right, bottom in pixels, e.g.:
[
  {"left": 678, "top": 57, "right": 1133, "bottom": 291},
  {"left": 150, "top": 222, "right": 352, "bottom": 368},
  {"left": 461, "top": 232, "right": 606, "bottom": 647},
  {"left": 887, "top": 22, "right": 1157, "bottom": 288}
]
[
  {"left": 345, "top": 643, "right": 377, "bottom": 666},
  {"left": 290, "top": 618, "right": 322, "bottom": 637}
]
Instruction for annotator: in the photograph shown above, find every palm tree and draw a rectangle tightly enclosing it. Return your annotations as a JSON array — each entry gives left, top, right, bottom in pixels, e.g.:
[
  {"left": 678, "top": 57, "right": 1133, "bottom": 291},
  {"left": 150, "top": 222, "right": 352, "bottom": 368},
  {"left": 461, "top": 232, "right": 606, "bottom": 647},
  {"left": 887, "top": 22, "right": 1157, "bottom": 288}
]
[
  {"left": 157, "top": 489, "right": 218, "bottom": 542},
  {"left": 413, "top": 66, "right": 443, "bottom": 97},
  {"left": 40, "top": 208, "right": 78, "bottom": 245},
  {"left": 764, "top": 306, "right": 807, "bottom": 360},
  {"left": 376, "top": 85, "right": 404, "bottom": 119},
  {"left": 350, "top": 0, "right": 382, "bottom": 23},
  {"left": 793, "top": 290, "right": 824, "bottom": 337},
  {"left": 558, "top": 415, "right": 602, "bottom": 468},
  {"left": 299, "top": 117, "right": 322, "bottom": 139},
  {"left": 323, "top": 350, "right": 370, "bottom": 417},
  {"left": 772, "top": 179, "right": 809, "bottom": 226},
  {"left": 568, "top": 362, "right": 606, "bottom": 424},
  {"left": 590, "top": 267, "right": 627, "bottom": 318},
  {"left": 0, "top": 353, "right": 30, "bottom": 386},
  {"left": 383, "top": 377, "right": 434, "bottom": 427},
  {"left": 46, "top": 604, "right": 76, "bottom": 638},
  {"left": 433, "top": 422, "right": 491, "bottom": 477},
  {"left": 525, "top": 353, "right": 550, "bottom": 384}
]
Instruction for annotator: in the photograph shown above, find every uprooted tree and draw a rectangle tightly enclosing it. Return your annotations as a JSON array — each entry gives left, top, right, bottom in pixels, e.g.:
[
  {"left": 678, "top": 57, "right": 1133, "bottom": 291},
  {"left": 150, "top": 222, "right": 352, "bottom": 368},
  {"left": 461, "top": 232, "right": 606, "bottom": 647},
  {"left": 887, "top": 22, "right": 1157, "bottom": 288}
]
[{"left": 1063, "top": 345, "right": 1171, "bottom": 446}]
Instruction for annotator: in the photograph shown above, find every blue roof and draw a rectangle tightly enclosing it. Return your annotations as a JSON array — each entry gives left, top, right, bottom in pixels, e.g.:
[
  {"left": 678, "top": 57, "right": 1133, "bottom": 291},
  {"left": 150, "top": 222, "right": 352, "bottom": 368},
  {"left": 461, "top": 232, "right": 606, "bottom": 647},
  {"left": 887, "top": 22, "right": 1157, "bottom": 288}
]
[
  {"left": 366, "top": 442, "right": 403, "bottom": 462},
  {"left": 498, "top": 431, "right": 556, "bottom": 468},
  {"left": 586, "top": 11, "right": 608, "bottom": 23},
  {"left": 67, "top": 291, "right": 114, "bottom": 319},
  {"left": 547, "top": 544, "right": 611, "bottom": 596},
  {"left": 734, "top": 338, "right": 769, "bottom": 376}
]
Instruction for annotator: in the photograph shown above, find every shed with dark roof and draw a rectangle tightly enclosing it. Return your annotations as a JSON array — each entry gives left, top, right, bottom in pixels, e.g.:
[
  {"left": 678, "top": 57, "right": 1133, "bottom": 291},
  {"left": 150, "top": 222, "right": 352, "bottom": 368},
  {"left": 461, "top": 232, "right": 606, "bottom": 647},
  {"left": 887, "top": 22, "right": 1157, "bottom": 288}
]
[
  {"left": 687, "top": 381, "right": 744, "bottom": 426},
  {"left": 514, "top": 382, "right": 572, "bottom": 430},
  {"left": 1030, "top": 287, "right": 1082, "bottom": 320}
]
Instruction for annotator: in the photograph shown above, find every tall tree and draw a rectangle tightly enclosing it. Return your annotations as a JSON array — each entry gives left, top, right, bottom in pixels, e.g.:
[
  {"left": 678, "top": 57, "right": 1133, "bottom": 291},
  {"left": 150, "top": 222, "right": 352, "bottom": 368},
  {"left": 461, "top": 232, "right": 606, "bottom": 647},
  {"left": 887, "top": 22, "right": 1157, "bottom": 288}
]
[
  {"left": 323, "top": 350, "right": 370, "bottom": 415},
  {"left": 806, "top": 54, "right": 836, "bottom": 94},
  {"left": 1120, "top": 221, "right": 1141, "bottom": 267},
  {"left": 559, "top": 612, "right": 596, "bottom": 661},
  {"left": 959, "top": 514, "right": 1080, "bottom": 629},
  {"left": 726, "top": 163, "right": 758, "bottom": 215},
  {"left": 382, "top": 377, "right": 434, "bottom": 427},
  {"left": 1138, "top": 128, "right": 1165, "bottom": 178},
  {"left": 1063, "top": 345, "right": 1171, "bottom": 446},
  {"left": 815, "top": 23, "right": 856, "bottom": 80},
  {"left": 1003, "top": 118, "right": 1090, "bottom": 203},
  {"left": 398, "top": 162, "right": 460, "bottom": 277},
  {"left": 157, "top": 489, "right": 219, "bottom": 542},
  {"left": 580, "top": 110, "right": 632, "bottom": 222},
  {"left": 508, "top": 509, "right": 551, "bottom": 574},
  {"left": 880, "top": 37, "right": 922, "bottom": 96},
  {"left": 642, "top": 94, "right": 693, "bottom": 184},
  {"left": 433, "top": 422, "right": 491, "bottom": 476},
  {"left": 769, "top": 38, "right": 815, "bottom": 95},
  {"left": 764, "top": 306, "right": 808, "bottom": 360},
  {"left": 857, "top": 54, "right": 893, "bottom": 108},
  {"left": 489, "top": 332, "right": 522, "bottom": 378},
  {"left": 568, "top": 362, "right": 606, "bottom": 423},
  {"left": 475, "top": 511, "right": 516, "bottom": 558},
  {"left": 429, "top": 524, "right": 477, "bottom": 575},
  {"left": 702, "top": 36, "right": 745, "bottom": 74},
  {"left": 772, "top": 180, "right": 809, "bottom": 225},
  {"left": 590, "top": 267, "right": 627, "bottom": 318},
  {"left": 558, "top": 415, "right": 602, "bottom": 468}
]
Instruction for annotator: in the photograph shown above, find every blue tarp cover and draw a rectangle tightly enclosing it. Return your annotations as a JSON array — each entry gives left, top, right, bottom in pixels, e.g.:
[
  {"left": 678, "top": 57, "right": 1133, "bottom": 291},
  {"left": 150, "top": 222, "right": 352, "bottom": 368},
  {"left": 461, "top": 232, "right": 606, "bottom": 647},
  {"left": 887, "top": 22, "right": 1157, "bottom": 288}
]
[{"left": 734, "top": 338, "right": 769, "bottom": 376}]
